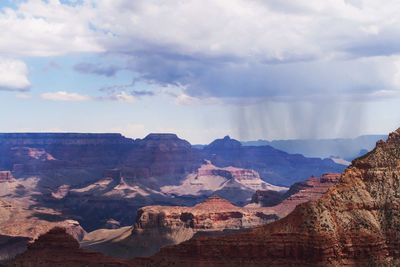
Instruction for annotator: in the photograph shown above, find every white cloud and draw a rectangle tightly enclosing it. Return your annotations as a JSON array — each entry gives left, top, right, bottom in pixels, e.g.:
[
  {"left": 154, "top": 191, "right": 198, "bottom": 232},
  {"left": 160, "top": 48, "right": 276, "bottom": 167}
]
[
  {"left": 41, "top": 91, "right": 92, "bottom": 102},
  {"left": 0, "top": 58, "right": 30, "bottom": 91},
  {"left": 3, "top": 0, "right": 400, "bottom": 101},
  {"left": 40, "top": 90, "right": 136, "bottom": 103},
  {"left": 0, "top": 1, "right": 103, "bottom": 58}
]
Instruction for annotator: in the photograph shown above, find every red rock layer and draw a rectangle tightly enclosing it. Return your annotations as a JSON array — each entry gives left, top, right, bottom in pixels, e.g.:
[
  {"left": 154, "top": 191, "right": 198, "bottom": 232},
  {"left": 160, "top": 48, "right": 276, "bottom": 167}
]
[
  {"left": 3, "top": 227, "right": 130, "bottom": 267},
  {"left": 133, "top": 128, "right": 400, "bottom": 266}
]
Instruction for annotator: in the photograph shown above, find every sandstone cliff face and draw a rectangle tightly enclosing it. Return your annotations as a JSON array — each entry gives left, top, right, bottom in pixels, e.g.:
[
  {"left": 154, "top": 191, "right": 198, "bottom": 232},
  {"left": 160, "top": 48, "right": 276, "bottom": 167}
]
[
  {"left": 3, "top": 227, "right": 129, "bottom": 266},
  {"left": 134, "top": 128, "right": 400, "bottom": 266}
]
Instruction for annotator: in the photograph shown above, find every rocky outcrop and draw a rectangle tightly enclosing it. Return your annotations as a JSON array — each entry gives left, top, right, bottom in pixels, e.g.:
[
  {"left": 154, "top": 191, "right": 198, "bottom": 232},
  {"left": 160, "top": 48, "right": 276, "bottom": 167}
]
[
  {"left": 81, "top": 196, "right": 279, "bottom": 259},
  {"left": 135, "top": 128, "right": 400, "bottom": 266},
  {"left": 0, "top": 172, "right": 13, "bottom": 183},
  {"left": 3, "top": 227, "right": 129, "bottom": 266}
]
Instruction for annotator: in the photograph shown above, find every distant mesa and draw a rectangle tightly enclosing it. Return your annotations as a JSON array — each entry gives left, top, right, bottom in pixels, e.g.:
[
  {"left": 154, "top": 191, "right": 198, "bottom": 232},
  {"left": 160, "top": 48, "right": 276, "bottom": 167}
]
[
  {"left": 205, "top": 135, "right": 242, "bottom": 150},
  {"left": 139, "top": 133, "right": 192, "bottom": 150},
  {"left": 0, "top": 133, "right": 134, "bottom": 145}
]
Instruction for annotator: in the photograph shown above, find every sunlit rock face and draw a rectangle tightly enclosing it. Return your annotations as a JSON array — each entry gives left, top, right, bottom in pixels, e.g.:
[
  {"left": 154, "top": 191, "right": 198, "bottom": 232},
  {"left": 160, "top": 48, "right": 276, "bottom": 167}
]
[{"left": 134, "top": 128, "right": 400, "bottom": 266}]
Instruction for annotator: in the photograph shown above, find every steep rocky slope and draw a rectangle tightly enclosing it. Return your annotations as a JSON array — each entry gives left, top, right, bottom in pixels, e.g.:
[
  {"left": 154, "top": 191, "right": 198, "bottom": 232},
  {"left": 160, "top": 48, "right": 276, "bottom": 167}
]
[{"left": 134, "top": 128, "right": 400, "bottom": 266}]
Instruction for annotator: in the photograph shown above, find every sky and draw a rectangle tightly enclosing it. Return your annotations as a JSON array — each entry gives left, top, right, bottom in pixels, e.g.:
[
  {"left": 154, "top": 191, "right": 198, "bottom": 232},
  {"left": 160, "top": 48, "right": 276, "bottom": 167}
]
[{"left": 1, "top": 0, "right": 400, "bottom": 144}]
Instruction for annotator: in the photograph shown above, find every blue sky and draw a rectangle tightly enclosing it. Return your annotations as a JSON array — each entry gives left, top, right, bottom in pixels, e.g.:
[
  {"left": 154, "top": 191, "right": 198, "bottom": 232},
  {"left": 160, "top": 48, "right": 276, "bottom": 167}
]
[{"left": 1, "top": 0, "right": 400, "bottom": 143}]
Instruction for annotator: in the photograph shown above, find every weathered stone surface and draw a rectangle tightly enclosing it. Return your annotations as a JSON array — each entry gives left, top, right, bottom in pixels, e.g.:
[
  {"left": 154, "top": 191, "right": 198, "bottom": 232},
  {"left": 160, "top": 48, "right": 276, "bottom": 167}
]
[{"left": 133, "top": 128, "right": 400, "bottom": 266}]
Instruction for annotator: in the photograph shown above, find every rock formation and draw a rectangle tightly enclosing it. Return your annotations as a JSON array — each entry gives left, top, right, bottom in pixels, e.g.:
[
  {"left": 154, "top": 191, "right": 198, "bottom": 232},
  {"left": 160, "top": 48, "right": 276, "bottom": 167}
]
[
  {"left": 3, "top": 227, "right": 130, "bottom": 266},
  {"left": 134, "top": 128, "right": 400, "bottom": 266},
  {"left": 0, "top": 132, "right": 345, "bottom": 231},
  {"left": 81, "top": 195, "right": 279, "bottom": 259},
  {"left": 161, "top": 161, "right": 287, "bottom": 205}
]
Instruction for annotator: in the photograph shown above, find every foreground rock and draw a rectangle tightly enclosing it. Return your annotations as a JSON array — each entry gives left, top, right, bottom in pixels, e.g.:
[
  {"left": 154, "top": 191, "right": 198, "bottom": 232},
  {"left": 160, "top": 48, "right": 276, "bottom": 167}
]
[
  {"left": 133, "top": 128, "right": 400, "bottom": 266},
  {"left": 3, "top": 227, "right": 129, "bottom": 266}
]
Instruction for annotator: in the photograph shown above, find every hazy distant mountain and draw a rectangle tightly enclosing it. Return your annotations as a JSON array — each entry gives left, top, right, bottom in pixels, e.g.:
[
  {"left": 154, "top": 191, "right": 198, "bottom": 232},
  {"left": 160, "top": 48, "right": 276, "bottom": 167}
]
[
  {"left": 204, "top": 136, "right": 345, "bottom": 186},
  {"left": 241, "top": 135, "right": 387, "bottom": 160}
]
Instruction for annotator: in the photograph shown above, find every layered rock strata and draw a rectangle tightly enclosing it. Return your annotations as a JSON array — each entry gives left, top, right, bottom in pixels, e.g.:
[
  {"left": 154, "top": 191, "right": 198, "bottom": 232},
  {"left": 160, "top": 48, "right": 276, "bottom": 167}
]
[
  {"left": 134, "top": 128, "right": 400, "bottom": 266},
  {"left": 81, "top": 195, "right": 278, "bottom": 258}
]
